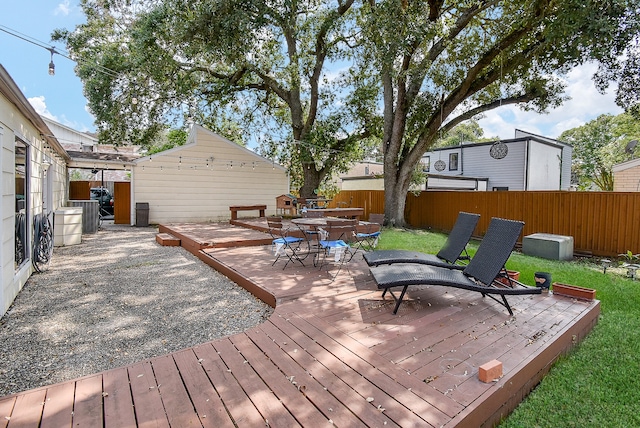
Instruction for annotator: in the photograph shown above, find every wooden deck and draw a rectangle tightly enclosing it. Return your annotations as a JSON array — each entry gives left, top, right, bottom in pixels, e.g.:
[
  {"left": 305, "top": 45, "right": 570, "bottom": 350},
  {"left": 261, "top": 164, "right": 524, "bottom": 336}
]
[{"left": 0, "top": 221, "right": 600, "bottom": 427}]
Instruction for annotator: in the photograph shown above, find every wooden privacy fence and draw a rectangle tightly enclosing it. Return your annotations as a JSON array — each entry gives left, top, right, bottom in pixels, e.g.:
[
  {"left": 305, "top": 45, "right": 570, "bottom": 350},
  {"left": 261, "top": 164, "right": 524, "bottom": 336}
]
[{"left": 332, "top": 190, "right": 640, "bottom": 257}]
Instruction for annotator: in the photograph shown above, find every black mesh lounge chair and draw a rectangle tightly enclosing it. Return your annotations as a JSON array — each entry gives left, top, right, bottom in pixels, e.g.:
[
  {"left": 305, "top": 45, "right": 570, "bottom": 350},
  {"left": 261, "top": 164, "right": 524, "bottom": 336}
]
[
  {"left": 369, "top": 217, "right": 541, "bottom": 315},
  {"left": 363, "top": 211, "right": 480, "bottom": 269}
]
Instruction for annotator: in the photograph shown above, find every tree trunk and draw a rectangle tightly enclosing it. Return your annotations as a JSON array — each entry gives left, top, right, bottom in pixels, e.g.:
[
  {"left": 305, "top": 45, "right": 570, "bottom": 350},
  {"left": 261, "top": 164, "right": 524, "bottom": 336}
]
[
  {"left": 298, "top": 163, "right": 323, "bottom": 198},
  {"left": 383, "top": 165, "right": 412, "bottom": 228}
]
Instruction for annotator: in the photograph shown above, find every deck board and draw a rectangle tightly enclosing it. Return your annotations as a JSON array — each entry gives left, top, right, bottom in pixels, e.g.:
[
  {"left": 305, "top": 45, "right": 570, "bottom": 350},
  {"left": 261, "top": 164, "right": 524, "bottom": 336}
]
[
  {"left": 265, "top": 315, "right": 400, "bottom": 427},
  {"left": 102, "top": 368, "right": 137, "bottom": 428},
  {"left": 41, "top": 382, "right": 74, "bottom": 428},
  {"left": 72, "top": 376, "right": 104, "bottom": 427},
  {"left": 171, "top": 349, "right": 234, "bottom": 428},
  {"left": 128, "top": 362, "right": 169, "bottom": 428},
  {"left": 152, "top": 355, "right": 202, "bottom": 427},
  {"left": 229, "top": 333, "right": 330, "bottom": 426},
  {"left": 246, "top": 324, "right": 369, "bottom": 428},
  {"left": 213, "top": 337, "right": 301, "bottom": 427},
  {"left": 191, "top": 343, "right": 266, "bottom": 427},
  {"left": 0, "top": 397, "right": 15, "bottom": 428},
  {"left": 0, "top": 221, "right": 601, "bottom": 427},
  {"left": 7, "top": 389, "right": 46, "bottom": 428}
]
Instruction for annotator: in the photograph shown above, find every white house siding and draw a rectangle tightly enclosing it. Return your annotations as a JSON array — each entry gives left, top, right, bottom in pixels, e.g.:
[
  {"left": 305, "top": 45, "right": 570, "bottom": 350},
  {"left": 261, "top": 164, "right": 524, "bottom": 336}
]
[
  {"left": 429, "top": 142, "right": 527, "bottom": 190},
  {"left": 422, "top": 134, "right": 572, "bottom": 191},
  {"left": 0, "top": 66, "right": 69, "bottom": 316},
  {"left": 463, "top": 142, "right": 526, "bottom": 190},
  {"left": 132, "top": 125, "right": 289, "bottom": 224},
  {"left": 341, "top": 177, "right": 385, "bottom": 190},
  {"left": 527, "top": 141, "right": 562, "bottom": 190}
]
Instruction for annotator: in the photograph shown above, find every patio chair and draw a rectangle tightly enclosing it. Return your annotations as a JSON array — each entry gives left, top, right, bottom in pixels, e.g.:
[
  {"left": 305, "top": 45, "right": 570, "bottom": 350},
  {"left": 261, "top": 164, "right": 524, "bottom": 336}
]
[
  {"left": 315, "top": 219, "right": 357, "bottom": 280},
  {"left": 363, "top": 211, "right": 480, "bottom": 269},
  {"left": 267, "top": 216, "right": 306, "bottom": 269},
  {"left": 351, "top": 214, "right": 384, "bottom": 253},
  {"left": 369, "top": 217, "right": 541, "bottom": 315}
]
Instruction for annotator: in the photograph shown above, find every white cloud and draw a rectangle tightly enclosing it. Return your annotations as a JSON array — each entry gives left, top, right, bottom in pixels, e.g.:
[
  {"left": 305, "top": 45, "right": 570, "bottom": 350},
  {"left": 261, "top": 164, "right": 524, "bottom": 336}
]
[
  {"left": 54, "top": 0, "right": 71, "bottom": 16},
  {"left": 478, "top": 62, "right": 623, "bottom": 140},
  {"left": 28, "top": 96, "right": 59, "bottom": 122},
  {"left": 28, "top": 96, "right": 95, "bottom": 133}
]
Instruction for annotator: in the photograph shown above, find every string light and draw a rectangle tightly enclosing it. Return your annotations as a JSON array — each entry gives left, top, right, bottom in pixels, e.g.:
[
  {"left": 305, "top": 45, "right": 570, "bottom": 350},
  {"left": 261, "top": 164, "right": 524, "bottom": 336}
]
[{"left": 48, "top": 47, "right": 56, "bottom": 76}]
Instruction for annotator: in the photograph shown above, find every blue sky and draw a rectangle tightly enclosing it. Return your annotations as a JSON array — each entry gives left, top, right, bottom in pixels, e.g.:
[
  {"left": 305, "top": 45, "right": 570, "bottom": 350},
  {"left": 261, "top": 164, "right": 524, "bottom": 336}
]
[{"left": 0, "top": 1, "right": 625, "bottom": 143}]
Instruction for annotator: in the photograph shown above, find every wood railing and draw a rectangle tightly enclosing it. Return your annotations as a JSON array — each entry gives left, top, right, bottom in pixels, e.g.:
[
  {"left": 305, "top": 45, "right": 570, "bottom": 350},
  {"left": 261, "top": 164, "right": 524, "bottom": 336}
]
[{"left": 331, "top": 190, "right": 640, "bottom": 257}]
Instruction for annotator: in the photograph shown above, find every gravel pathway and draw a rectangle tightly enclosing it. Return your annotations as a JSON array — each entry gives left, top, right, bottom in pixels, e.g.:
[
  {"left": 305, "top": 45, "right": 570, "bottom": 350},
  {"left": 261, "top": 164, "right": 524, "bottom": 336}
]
[{"left": 0, "top": 223, "right": 273, "bottom": 397}]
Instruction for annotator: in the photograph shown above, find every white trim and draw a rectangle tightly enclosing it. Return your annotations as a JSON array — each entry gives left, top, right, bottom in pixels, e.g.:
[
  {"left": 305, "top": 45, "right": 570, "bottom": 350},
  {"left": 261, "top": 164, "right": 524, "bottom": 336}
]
[{"left": 613, "top": 157, "right": 640, "bottom": 173}]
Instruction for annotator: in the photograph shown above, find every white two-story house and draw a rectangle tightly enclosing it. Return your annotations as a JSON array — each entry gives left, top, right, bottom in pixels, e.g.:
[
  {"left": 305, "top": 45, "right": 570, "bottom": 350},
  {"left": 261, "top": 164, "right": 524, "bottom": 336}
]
[{"left": 421, "top": 130, "right": 573, "bottom": 191}]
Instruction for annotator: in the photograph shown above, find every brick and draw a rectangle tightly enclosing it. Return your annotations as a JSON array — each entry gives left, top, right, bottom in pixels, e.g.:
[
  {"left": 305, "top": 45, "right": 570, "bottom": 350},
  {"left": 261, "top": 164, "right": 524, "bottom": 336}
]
[{"left": 478, "top": 359, "right": 503, "bottom": 383}]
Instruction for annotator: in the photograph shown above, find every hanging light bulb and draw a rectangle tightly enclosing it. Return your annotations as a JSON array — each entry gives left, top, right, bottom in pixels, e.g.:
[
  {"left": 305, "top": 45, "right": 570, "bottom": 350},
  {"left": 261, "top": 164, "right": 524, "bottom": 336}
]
[{"left": 47, "top": 47, "right": 56, "bottom": 76}]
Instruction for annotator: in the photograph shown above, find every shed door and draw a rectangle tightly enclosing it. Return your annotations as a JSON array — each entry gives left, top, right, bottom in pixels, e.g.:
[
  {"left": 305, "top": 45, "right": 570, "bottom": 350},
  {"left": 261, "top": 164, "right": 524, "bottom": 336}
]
[{"left": 114, "top": 182, "right": 131, "bottom": 224}]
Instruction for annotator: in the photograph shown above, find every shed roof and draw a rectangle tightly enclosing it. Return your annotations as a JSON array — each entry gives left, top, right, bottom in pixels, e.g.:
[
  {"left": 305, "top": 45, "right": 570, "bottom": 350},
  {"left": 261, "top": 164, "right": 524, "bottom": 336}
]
[{"left": 613, "top": 157, "right": 640, "bottom": 173}]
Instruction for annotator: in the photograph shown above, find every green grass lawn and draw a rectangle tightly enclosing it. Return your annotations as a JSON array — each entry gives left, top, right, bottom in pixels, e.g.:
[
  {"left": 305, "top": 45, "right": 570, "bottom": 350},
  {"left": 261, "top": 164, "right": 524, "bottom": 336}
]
[{"left": 377, "top": 228, "right": 640, "bottom": 427}]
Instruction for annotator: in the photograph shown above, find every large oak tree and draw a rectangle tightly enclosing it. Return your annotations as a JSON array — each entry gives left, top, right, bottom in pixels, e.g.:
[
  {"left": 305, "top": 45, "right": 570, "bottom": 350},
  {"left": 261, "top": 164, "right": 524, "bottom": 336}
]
[
  {"left": 55, "top": 0, "right": 378, "bottom": 198},
  {"left": 356, "top": 0, "right": 639, "bottom": 225},
  {"left": 58, "top": 0, "right": 639, "bottom": 217}
]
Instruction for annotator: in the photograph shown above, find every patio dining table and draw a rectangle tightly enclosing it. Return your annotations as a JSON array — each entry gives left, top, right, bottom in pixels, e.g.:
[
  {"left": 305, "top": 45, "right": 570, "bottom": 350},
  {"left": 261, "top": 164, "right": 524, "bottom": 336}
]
[
  {"left": 291, "top": 217, "right": 381, "bottom": 242},
  {"left": 303, "top": 207, "right": 365, "bottom": 220}
]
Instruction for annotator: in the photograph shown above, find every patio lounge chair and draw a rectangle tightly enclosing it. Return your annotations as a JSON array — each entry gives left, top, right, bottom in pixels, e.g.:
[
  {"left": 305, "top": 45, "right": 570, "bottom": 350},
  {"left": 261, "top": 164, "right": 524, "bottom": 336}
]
[
  {"left": 363, "top": 211, "right": 480, "bottom": 269},
  {"left": 369, "top": 217, "right": 541, "bottom": 315}
]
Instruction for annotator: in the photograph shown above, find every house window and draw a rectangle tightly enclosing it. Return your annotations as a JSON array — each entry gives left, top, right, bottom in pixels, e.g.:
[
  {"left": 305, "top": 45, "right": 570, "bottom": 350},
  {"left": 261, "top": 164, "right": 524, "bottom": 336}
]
[
  {"left": 493, "top": 186, "right": 509, "bottom": 191},
  {"left": 449, "top": 153, "right": 458, "bottom": 171},
  {"left": 15, "top": 139, "right": 29, "bottom": 269},
  {"left": 422, "top": 156, "right": 430, "bottom": 172},
  {"left": 364, "top": 166, "right": 369, "bottom": 175}
]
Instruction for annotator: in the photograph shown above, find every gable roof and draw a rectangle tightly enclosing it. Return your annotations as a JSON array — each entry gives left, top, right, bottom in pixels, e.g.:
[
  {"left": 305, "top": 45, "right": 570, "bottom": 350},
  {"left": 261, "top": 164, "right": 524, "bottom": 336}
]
[
  {"left": 134, "top": 124, "right": 287, "bottom": 172},
  {"left": 613, "top": 157, "right": 640, "bottom": 173}
]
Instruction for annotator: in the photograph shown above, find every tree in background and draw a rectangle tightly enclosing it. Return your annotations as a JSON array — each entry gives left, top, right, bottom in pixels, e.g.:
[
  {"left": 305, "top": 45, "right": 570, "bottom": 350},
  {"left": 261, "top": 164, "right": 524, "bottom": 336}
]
[
  {"left": 435, "top": 120, "right": 495, "bottom": 148},
  {"left": 355, "top": 0, "right": 640, "bottom": 226},
  {"left": 560, "top": 113, "right": 640, "bottom": 191},
  {"left": 54, "top": 0, "right": 378, "bottom": 198}
]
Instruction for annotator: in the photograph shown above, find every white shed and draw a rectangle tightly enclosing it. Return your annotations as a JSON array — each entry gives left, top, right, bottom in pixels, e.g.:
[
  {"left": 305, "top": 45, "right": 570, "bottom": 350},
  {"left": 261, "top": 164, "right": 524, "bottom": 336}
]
[
  {"left": 0, "top": 64, "right": 69, "bottom": 316},
  {"left": 131, "top": 125, "right": 289, "bottom": 224}
]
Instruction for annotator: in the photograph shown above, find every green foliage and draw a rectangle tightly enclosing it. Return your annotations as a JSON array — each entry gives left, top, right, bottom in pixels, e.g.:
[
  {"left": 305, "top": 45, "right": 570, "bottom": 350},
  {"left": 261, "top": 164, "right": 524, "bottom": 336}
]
[
  {"left": 619, "top": 250, "right": 640, "bottom": 263},
  {"left": 147, "top": 128, "right": 188, "bottom": 156},
  {"left": 435, "top": 120, "right": 496, "bottom": 148},
  {"left": 55, "top": 0, "right": 373, "bottom": 198},
  {"left": 352, "top": 0, "right": 640, "bottom": 225},
  {"left": 559, "top": 113, "right": 640, "bottom": 191},
  {"left": 379, "top": 227, "right": 640, "bottom": 426},
  {"left": 55, "top": 0, "right": 640, "bottom": 208}
]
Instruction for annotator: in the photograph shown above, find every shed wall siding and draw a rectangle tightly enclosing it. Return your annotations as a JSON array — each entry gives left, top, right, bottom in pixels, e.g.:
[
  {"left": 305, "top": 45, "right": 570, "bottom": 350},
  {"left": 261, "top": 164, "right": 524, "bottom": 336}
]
[
  {"left": 133, "top": 127, "right": 289, "bottom": 224},
  {"left": 614, "top": 165, "right": 640, "bottom": 191}
]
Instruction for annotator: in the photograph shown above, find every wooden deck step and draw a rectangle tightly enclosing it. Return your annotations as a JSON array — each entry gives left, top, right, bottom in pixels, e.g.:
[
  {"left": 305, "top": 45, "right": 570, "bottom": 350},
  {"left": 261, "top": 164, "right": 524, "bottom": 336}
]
[{"left": 156, "top": 233, "right": 181, "bottom": 246}]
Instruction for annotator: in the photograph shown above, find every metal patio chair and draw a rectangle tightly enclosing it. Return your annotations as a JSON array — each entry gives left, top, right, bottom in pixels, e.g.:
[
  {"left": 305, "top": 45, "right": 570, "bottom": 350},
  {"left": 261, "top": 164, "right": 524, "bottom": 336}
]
[{"left": 267, "top": 216, "right": 306, "bottom": 269}]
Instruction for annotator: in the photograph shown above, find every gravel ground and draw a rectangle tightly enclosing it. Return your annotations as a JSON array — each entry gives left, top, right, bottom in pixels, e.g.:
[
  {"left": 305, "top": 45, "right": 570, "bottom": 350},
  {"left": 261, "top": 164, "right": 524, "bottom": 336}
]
[{"left": 0, "top": 223, "right": 273, "bottom": 397}]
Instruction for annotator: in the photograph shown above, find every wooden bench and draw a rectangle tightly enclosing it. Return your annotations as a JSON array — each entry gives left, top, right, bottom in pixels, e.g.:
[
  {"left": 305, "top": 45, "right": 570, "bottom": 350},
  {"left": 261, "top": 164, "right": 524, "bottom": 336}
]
[{"left": 229, "top": 205, "right": 267, "bottom": 220}]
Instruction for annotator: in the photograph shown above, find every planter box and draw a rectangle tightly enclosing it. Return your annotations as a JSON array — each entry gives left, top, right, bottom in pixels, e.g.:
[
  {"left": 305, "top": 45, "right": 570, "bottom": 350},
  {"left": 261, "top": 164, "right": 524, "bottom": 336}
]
[
  {"left": 496, "top": 270, "right": 520, "bottom": 286},
  {"left": 551, "top": 282, "right": 596, "bottom": 301}
]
